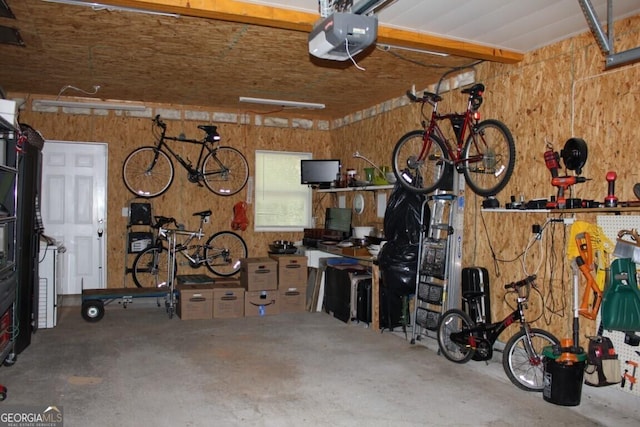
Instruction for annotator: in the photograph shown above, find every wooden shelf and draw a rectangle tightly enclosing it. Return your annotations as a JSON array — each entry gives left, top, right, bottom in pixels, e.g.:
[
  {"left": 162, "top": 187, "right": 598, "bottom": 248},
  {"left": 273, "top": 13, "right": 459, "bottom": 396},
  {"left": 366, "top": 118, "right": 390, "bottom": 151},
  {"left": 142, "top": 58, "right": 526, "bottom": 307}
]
[
  {"left": 482, "top": 207, "right": 640, "bottom": 214},
  {"left": 316, "top": 184, "right": 394, "bottom": 193}
]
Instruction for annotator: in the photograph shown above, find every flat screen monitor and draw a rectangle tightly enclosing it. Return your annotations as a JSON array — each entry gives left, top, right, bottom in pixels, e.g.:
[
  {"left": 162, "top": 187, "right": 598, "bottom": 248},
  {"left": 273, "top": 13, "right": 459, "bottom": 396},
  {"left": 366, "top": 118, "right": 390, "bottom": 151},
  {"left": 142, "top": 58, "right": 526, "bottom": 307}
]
[
  {"left": 301, "top": 159, "right": 340, "bottom": 188},
  {"left": 325, "top": 207, "right": 352, "bottom": 238}
]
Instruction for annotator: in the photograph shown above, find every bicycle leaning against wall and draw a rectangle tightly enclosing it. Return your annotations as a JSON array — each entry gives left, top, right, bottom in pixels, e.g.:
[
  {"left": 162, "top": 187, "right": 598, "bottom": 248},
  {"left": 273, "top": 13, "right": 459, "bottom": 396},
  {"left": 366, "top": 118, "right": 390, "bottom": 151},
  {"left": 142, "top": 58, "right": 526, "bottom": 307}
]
[
  {"left": 122, "top": 115, "right": 249, "bottom": 198},
  {"left": 436, "top": 275, "right": 559, "bottom": 391},
  {"left": 392, "top": 83, "right": 516, "bottom": 197},
  {"left": 131, "top": 210, "right": 248, "bottom": 288}
]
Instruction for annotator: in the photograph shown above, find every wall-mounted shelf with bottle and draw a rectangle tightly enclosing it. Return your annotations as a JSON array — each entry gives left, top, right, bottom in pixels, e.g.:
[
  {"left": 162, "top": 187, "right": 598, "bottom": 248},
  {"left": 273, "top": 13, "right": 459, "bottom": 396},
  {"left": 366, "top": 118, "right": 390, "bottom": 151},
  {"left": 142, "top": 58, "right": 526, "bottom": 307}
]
[
  {"left": 316, "top": 184, "right": 394, "bottom": 193},
  {"left": 482, "top": 207, "right": 640, "bottom": 214}
]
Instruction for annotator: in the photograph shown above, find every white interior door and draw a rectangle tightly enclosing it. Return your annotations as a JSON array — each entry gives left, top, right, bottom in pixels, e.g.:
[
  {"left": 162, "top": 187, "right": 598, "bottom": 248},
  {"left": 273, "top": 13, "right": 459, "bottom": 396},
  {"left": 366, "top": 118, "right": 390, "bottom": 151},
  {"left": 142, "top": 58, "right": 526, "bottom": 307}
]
[{"left": 41, "top": 141, "right": 108, "bottom": 294}]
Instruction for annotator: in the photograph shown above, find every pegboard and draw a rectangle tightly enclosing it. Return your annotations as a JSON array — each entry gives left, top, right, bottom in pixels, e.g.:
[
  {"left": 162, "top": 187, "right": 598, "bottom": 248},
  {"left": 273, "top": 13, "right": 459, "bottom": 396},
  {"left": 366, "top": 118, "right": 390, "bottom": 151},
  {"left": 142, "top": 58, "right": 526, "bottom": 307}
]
[{"left": 597, "top": 215, "right": 640, "bottom": 397}]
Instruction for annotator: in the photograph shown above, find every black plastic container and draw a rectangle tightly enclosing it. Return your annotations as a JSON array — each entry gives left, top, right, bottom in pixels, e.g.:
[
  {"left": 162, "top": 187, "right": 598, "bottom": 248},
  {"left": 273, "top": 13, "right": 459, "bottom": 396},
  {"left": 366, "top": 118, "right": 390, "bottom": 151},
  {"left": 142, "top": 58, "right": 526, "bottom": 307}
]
[{"left": 542, "top": 346, "right": 586, "bottom": 406}]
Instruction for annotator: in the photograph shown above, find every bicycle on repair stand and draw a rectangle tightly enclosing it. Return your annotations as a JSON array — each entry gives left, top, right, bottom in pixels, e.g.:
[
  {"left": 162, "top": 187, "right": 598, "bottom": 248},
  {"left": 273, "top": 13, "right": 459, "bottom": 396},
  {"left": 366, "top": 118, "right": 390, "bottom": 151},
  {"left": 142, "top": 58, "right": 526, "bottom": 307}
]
[
  {"left": 131, "top": 209, "right": 247, "bottom": 289},
  {"left": 123, "top": 115, "right": 249, "bottom": 198},
  {"left": 392, "top": 83, "right": 515, "bottom": 197},
  {"left": 436, "top": 275, "right": 559, "bottom": 391}
]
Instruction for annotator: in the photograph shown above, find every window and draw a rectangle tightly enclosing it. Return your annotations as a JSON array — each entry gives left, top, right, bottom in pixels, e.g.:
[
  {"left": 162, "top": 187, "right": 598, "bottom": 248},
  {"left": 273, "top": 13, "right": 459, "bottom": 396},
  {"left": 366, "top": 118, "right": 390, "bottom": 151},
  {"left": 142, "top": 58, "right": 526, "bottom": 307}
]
[{"left": 254, "top": 150, "right": 312, "bottom": 231}]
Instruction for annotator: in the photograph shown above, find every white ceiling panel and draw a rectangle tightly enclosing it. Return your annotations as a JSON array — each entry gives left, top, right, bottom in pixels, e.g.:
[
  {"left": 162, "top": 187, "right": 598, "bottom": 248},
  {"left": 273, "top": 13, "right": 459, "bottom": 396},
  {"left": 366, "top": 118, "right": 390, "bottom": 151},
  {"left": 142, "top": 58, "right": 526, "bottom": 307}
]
[{"left": 244, "top": 0, "right": 640, "bottom": 53}]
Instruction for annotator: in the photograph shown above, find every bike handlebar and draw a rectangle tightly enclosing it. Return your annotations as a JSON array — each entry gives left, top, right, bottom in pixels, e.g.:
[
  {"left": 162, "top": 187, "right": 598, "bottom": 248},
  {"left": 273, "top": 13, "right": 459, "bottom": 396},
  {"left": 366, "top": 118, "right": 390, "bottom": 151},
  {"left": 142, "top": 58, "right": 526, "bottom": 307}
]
[
  {"left": 153, "top": 114, "right": 167, "bottom": 130},
  {"left": 406, "top": 90, "right": 442, "bottom": 104},
  {"left": 406, "top": 90, "right": 419, "bottom": 102},
  {"left": 504, "top": 275, "right": 536, "bottom": 290},
  {"left": 153, "top": 215, "right": 177, "bottom": 228}
]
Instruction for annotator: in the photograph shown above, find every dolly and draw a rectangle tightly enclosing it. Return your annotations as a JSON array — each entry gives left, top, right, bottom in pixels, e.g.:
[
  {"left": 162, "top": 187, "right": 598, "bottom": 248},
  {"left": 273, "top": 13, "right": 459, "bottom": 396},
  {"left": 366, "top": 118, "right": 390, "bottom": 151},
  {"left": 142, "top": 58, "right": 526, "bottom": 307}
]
[{"left": 81, "top": 287, "right": 177, "bottom": 322}]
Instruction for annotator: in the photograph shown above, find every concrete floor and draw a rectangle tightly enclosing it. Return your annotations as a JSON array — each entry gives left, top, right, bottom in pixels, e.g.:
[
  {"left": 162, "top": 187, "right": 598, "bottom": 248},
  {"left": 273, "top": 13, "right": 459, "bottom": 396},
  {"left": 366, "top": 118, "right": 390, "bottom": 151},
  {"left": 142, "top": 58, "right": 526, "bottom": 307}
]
[{"left": 1, "top": 304, "right": 639, "bottom": 427}]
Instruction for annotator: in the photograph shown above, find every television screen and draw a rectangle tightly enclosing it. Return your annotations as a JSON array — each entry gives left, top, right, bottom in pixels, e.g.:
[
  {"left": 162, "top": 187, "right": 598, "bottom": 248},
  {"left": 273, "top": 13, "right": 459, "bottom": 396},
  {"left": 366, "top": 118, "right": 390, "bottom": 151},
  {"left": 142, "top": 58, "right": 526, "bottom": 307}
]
[
  {"left": 325, "top": 207, "right": 352, "bottom": 237},
  {"left": 301, "top": 159, "right": 341, "bottom": 186}
]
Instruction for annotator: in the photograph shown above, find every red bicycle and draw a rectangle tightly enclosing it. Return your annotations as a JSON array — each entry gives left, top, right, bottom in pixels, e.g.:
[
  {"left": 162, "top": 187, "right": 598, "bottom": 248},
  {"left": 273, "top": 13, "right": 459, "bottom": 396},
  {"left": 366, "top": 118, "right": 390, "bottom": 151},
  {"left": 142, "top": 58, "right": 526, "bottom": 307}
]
[{"left": 392, "top": 83, "right": 515, "bottom": 196}]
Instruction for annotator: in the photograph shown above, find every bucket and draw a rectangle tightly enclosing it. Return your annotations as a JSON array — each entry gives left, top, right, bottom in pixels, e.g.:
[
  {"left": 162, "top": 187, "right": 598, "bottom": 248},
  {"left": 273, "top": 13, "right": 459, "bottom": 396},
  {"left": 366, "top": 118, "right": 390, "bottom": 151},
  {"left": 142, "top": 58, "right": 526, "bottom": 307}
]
[{"left": 542, "top": 345, "right": 587, "bottom": 406}]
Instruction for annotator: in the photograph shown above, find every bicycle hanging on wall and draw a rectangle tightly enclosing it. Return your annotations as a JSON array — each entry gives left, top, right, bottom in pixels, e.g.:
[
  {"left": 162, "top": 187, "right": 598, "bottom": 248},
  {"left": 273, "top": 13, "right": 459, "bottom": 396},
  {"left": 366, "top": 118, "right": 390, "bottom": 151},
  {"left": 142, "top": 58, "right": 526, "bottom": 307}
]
[
  {"left": 392, "top": 83, "right": 516, "bottom": 197},
  {"left": 123, "top": 115, "right": 249, "bottom": 198}
]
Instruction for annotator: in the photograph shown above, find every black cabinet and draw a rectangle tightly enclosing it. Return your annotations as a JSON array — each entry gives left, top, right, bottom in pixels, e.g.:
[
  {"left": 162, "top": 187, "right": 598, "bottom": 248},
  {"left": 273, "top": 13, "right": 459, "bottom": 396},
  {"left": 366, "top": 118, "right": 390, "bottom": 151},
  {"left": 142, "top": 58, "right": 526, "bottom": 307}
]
[
  {"left": 15, "top": 124, "right": 44, "bottom": 354},
  {"left": 0, "top": 115, "right": 18, "bottom": 363}
]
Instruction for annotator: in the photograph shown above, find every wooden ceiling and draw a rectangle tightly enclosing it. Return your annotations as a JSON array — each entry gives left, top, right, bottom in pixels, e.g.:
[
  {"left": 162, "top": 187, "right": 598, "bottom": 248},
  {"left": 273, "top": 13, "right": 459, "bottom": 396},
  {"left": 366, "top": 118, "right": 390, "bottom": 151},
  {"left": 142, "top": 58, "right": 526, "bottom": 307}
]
[{"left": 0, "top": 0, "right": 525, "bottom": 118}]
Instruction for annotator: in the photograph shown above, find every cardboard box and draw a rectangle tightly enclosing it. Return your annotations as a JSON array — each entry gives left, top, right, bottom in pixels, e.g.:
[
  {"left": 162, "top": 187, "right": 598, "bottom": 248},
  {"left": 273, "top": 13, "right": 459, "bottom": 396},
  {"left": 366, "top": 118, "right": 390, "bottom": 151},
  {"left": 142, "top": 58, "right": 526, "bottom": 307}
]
[
  {"left": 240, "top": 257, "right": 277, "bottom": 291},
  {"left": 269, "top": 254, "right": 308, "bottom": 287},
  {"left": 212, "top": 281, "right": 245, "bottom": 318},
  {"left": 177, "top": 284, "right": 213, "bottom": 320},
  {"left": 244, "top": 290, "right": 279, "bottom": 317},
  {"left": 279, "top": 286, "right": 307, "bottom": 313}
]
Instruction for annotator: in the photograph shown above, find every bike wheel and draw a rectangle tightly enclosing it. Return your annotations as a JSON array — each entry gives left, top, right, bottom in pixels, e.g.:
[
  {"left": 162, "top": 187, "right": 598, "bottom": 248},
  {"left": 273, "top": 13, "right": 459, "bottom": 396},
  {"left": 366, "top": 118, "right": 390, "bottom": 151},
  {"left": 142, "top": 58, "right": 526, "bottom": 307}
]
[
  {"left": 202, "top": 147, "right": 249, "bottom": 196},
  {"left": 462, "top": 119, "right": 515, "bottom": 197},
  {"left": 204, "top": 231, "right": 248, "bottom": 276},
  {"left": 392, "top": 130, "right": 449, "bottom": 193},
  {"left": 437, "top": 309, "right": 475, "bottom": 363},
  {"left": 132, "top": 245, "right": 175, "bottom": 288},
  {"left": 123, "top": 147, "right": 174, "bottom": 198},
  {"left": 502, "top": 328, "right": 559, "bottom": 392}
]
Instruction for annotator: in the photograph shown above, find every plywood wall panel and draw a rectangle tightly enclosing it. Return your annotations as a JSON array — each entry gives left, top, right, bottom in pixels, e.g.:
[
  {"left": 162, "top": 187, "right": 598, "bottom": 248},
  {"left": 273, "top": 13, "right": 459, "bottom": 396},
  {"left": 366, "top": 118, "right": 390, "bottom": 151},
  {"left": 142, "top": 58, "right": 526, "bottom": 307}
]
[
  {"left": 14, "top": 15, "right": 640, "bottom": 344},
  {"left": 18, "top": 107, "right": 332, "bottom": 287}
]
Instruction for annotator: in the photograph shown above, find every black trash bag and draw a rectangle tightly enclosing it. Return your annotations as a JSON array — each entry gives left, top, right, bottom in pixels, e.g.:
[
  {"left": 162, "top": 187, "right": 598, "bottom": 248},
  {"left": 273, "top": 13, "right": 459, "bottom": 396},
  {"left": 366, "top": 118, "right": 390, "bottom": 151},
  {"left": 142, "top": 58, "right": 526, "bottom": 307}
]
[
  {"left": 378, "top": 239, "right": 419, "bottom": 295},
  {"left": 383, "top": 181, "right": 428, "bottom": 243},
  {"left": 378, "top": 183, "right": 428, "bottom": 295}
]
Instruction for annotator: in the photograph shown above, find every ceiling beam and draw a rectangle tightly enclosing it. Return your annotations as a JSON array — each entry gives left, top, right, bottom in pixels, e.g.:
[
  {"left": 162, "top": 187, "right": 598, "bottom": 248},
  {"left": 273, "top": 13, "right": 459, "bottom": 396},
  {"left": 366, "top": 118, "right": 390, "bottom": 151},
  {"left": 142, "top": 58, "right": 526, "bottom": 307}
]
[{"left": 88, "top": 0, "right": 524, "bottom": 63}]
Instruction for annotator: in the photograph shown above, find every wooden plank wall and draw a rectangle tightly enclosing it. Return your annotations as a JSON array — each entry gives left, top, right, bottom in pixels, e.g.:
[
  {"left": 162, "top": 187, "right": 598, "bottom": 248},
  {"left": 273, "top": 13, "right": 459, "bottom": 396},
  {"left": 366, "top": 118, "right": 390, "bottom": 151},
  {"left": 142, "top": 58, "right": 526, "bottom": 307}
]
[{"left": 14, "top": 15, "right": 640, "bottom": 345}]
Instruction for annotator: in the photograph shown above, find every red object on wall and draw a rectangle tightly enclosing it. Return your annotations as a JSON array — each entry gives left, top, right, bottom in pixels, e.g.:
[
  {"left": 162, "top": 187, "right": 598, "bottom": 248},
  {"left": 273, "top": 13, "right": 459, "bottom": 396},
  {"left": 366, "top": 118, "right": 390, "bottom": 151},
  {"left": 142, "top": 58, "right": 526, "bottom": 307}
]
[{"left": 231, "top": 202, "right": 248, "bottom": 231}]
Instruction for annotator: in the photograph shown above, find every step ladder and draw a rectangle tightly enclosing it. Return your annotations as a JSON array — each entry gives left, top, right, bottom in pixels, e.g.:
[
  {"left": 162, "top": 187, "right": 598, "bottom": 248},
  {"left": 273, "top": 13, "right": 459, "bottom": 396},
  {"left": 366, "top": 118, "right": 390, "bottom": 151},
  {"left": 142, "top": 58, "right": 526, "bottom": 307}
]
[{"left": 411, "top": 172, "right": 465, "bottom": 343}]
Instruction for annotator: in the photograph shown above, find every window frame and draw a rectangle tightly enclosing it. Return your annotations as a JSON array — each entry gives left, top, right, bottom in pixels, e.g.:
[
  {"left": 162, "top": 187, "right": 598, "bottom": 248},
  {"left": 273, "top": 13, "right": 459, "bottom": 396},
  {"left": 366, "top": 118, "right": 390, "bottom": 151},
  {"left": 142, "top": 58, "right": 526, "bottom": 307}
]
[{"left": 254, "top": 150, "right": 313, "bottom": 232}]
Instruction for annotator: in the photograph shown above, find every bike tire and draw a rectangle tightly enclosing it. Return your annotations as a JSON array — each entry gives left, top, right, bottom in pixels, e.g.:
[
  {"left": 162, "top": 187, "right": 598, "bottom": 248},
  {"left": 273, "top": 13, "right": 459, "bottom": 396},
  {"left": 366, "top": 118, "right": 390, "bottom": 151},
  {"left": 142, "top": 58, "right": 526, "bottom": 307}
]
[
  {"left": 123, "top": 147, "right": 174, "bottom": 198},
  {"left": 132, "top": 245, "right": 175, "bottom": 288},
  {"left": 204, "top": 231, "right": 248, "bottom": 276},
  {"left": 502, "top": 328, "right": 559, "bottom": 392},
  {"left": 462, "top": 119, "right": 515, "bottom": 197},
  {"left": 392, "top": 130, "right": 449, "bottom": 193},
  {"left": 202, "top": 146, "right": 249, "bottom": 196},
  {"left": 437, "top": 309, "right": 475, "bottom": 363}
]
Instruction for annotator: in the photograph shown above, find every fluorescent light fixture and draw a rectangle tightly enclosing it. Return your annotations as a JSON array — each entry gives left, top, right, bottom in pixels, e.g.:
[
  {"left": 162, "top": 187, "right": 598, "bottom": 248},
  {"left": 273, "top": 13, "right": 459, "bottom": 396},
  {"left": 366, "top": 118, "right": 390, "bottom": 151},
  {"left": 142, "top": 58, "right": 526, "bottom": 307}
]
[
  {"left": 41, "top": 0, "right": 180, "bottom": 18},
  {"left": 34, "top": 99, "right": 147, "bottom": 111},
  {"left": 378, "top": 43, "right": 449, "bottom": 57},
  {"left": 239, "top": 96, "right": 325, "bottom": 110}
]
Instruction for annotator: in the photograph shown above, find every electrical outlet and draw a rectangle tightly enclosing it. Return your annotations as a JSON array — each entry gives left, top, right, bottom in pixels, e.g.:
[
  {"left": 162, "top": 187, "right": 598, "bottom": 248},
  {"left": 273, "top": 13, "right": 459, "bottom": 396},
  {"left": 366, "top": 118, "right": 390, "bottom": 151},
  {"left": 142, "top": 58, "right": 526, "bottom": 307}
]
[
  {"left": 122, "top": 207, "right": 129, "bottom": 217},
  {"left": 563, "top": 217, "right": 575, "bottom": 225}
]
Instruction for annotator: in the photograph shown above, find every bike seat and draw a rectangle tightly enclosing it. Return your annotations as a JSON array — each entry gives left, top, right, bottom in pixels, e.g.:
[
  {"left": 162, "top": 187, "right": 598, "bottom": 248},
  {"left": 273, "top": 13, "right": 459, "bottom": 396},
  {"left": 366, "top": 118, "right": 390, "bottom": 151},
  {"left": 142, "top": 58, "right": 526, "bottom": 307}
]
[
  {"left": 198, "top": 125, "right": 218, "bottom": 135},
  {"left": 462, "top": 290, "right": 485, "bottom": 301},
  {"left": 193, "top": 209, "right": 212, "bottom": 218}
]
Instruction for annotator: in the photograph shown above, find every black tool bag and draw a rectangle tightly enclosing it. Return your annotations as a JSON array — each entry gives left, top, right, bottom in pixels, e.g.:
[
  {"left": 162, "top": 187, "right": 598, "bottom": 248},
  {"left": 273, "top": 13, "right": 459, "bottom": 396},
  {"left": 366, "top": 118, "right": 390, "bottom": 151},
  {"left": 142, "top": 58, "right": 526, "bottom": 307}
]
[{"left": 584, "top": 336, "right": 621, "bottom": 387}]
